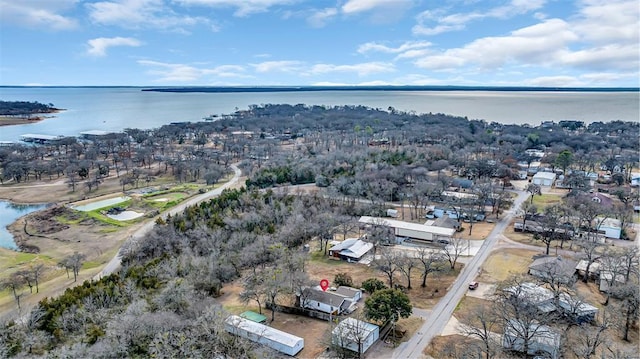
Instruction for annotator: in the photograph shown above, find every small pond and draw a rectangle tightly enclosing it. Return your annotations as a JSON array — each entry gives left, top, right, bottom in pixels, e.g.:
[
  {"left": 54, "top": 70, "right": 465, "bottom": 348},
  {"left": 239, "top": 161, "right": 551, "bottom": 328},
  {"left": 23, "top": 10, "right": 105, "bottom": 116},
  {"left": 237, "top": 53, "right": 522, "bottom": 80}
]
[
  {"left": 0, "top": 200, "right": 49, "bottom": 250},
  {"left": 71, "top": 196, "right": 130, "bottom": 212}
]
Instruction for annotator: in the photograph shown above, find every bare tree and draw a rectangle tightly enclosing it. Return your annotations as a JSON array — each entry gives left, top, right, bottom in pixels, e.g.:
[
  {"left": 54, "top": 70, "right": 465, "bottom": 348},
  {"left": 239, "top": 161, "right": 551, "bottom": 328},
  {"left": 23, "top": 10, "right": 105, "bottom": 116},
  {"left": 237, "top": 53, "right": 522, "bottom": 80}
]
[
  {"left": 568, "top": 311, "right": 611, "bottom": 359},
  {"left": 397, "top": 252, "right": 417, "bottom": 290},
  {"left": 62, "top": 252, "right": 86, "bottom": 282},
  {"left": 458, "top": 303, "right": 500, "bottom": 359},
  {"left": 578, "top": 239, "right": 605, "bottom": 283},
  {"left": 442, "top": 237, "right": 468, "bottom": 270},
  {"left": 1, "top": 273, "right": 25, "bottom": 310},
  {"left": 415, "top": 247, "right": 446, "bottom": 288},
  {"left": 373, "top": 249, "right": 401, "bottom": 288}
]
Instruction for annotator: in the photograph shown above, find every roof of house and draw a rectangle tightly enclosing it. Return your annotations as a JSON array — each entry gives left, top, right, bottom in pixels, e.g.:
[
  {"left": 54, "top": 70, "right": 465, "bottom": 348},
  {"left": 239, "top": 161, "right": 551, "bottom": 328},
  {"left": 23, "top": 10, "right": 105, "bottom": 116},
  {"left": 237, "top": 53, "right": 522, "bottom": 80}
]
[
  {"left": 329, "top": 238, "right": 359, "bottom": 252},
  {"left": 432, "top": 216, "right": 461, "bottom": 229},
  {"left": 528, "top": 256, "right": 577, "bottom": 278},
  {"left": 335, "top": 286, "right": 362, "bottom": 298},
  {"left": 598, "top": 217, "right": 621, "bottom": 228},
  {"left": 505, "top": 282, "right": 554, "bottom": 304},
  {"left": 359, "top": 216, "right": 456, "bottom": 236},
  {"left": 504, "top": 319, "right": 560, "bottom": 348},
  {"left": 225, "top": 315, "right": 303, "bottom": 347},
  {"left": 533, "top": 171, "right": 557, "bottom": 180},
  {"left": 575, "top": 259, "right": 601, "bottom": 273},
  {"left": 332, "top": 317, "right": 379, "bottom": 340},
  {"left": 558, "top": 293, "right": 598, "bottom": 315},
  {"left": 329, "top": 239, "right": 373, "bottom": 259},
  {"left": 303, "top": 288, "right": 348, "bottom": 307}
]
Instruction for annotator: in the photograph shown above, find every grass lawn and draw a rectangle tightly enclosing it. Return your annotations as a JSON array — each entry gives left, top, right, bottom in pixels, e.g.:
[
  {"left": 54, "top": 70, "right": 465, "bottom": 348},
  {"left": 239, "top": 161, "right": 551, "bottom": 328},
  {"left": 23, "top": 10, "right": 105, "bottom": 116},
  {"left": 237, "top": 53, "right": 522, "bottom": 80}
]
[
  {"left": 531, "top": 193, "right": 563, "bottom": 210},
  {"left": 478, "top": 248, "right": 538, "bottom": 283}
]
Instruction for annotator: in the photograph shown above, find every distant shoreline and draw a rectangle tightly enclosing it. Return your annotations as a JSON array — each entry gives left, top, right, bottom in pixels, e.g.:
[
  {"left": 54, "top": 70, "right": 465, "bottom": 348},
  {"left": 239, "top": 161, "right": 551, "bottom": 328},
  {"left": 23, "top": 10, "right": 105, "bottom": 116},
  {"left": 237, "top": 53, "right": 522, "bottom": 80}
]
[
  {"left": 1, "top": 85, "right": 639, "bottom": 93},
  {"left": 141, "top": 85, "right": 640, "bottom": 93},
  {"left": 0, "top": 109, "right": 62, "bottom": 127}
]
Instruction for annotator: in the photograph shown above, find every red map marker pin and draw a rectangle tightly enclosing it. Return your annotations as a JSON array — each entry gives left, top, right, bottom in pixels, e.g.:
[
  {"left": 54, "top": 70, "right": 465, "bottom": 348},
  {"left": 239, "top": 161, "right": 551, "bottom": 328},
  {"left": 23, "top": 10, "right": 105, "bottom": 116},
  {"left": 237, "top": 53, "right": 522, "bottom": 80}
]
[{"left": 320, "top": 279, "right": 329, "bottom": 291}]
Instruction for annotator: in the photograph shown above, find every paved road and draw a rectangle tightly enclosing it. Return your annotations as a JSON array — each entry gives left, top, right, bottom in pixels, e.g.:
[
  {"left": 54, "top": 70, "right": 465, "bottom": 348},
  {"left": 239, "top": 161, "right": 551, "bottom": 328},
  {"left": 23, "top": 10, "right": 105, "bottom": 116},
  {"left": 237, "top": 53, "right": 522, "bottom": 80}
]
[
  {"left": 94, "top": 164, "right": 241, "bottom": 278},
  {"left": 390, "top": 189, "right": 530, "bottom": 359}
]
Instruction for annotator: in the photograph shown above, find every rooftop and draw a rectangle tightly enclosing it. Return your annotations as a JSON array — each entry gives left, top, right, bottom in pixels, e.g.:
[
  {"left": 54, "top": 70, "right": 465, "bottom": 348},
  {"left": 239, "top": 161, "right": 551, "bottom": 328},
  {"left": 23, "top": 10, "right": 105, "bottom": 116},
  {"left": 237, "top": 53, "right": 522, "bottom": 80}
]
[{"left": 359, "top": 216, "right": 456, "bottom": 236}]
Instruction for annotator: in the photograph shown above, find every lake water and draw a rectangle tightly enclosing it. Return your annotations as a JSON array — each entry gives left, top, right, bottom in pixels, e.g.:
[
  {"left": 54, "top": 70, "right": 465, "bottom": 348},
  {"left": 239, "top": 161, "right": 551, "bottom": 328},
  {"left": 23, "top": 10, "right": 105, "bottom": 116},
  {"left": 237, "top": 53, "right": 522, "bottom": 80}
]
[
  {"left": 0, "top": 87, "right": 638, "bottom": 142},
  {"left": 0, "top": 201, "right": 49, "bottom": 250}
]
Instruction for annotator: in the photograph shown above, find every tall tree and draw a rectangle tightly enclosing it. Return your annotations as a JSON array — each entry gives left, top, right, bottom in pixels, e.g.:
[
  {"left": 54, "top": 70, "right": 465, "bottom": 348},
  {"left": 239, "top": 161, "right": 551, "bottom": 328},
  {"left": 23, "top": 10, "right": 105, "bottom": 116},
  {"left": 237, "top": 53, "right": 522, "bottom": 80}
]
[{"left": 364, "top": 288, "right": 412, "bottom": 325}]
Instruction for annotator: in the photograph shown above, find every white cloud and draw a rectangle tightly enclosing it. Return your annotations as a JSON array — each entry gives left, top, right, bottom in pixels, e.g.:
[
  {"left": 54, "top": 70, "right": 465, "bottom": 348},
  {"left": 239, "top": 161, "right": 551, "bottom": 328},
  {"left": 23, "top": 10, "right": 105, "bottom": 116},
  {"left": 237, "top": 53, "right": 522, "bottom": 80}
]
[
  {"left": 87, "top": 0, "right": 208, "bottom": 30},
  {"left": 307, "top": 8, "right": 338, "bottom": 28},
  {"left": 138, "top": 60, "right": 249, "bottom": 82},
  {"left": 175, "top": 0, "right": 296, "bottom": 17},
  {"left": 309, "top": 62, "right": 395, "bottom": 76},
  {"left": 413, "top": 0, "right": 546, "bottom": 36},
  {"left": 341, "top": 0, "right": 413, "bottom": 23},
  {"left": 415, "top": 19, "right": 578, "bottom": 70},
  {"left": 251, "top": 61, "right": 305, "bottom": 73},
  {"left": 357, "top": 41, "right": 431, "bottom": 54},
  {"left": 341, "top": 0, "right": 412, "bottom": 14},
  {"left": 87, "top": 37, "right": 142, "bottom": 57},
  {"left": 0, "top": 0, "right": 78, "bottom": 30}
]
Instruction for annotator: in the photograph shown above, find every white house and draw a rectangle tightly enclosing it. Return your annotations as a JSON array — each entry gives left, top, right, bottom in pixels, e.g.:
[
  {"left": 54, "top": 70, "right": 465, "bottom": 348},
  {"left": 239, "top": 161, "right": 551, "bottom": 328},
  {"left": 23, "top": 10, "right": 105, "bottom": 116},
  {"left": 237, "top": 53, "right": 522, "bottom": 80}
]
[
  {"left": 596, "top": 217, "right": 622, "bottom": 239},
  {"left": 300, "top": 288, "right": 356, "bottom": 315},
  {"left": 532, "top": 172, "right": 557, "bottom": 186},
  {"left": 332, "top": 317, "right": 380, "bottom": 355},
  {"left": 630, "top": 173, "right": 640, "bottom": 187},
  {"left": 225, "top": 315, "right": 304, "bottom": 356},
  {"left": 504, "top": 282, "right": 556, "bottom": 313},
  {"left": 502, "top": 320, "right": 560, "bottom": 359}
]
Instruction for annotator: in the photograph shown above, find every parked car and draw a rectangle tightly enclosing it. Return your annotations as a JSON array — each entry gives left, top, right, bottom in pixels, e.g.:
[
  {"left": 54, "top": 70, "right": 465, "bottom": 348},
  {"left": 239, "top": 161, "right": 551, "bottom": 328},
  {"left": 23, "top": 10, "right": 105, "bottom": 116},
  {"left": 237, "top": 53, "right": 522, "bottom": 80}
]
[{"left": 468, "top": 281, "right": 479, "bottom": 290}]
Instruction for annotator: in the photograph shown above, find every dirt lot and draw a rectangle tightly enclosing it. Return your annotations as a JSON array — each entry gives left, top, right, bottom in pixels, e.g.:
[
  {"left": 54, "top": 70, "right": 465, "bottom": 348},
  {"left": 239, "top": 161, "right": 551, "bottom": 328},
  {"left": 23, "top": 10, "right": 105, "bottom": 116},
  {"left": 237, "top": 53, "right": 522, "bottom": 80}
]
[{"left": 477, "top": 247, "right": 538, "bottom": 283}]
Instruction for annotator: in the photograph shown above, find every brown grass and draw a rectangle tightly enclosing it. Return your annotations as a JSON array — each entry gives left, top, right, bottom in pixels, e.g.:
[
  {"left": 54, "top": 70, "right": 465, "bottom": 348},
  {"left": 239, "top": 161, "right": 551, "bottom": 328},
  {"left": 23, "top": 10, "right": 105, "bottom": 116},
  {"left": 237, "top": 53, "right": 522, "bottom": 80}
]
[{"left": 478, "top": 248, "right": 538, "bottom": 283}]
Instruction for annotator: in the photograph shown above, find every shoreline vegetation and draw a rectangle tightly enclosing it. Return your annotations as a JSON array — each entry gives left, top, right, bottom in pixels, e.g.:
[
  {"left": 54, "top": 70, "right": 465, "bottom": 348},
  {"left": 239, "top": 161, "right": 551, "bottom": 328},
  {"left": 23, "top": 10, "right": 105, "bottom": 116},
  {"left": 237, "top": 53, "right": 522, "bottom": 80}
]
[{"left": 0, "top": 100, "right": 62, "bottom": 127}]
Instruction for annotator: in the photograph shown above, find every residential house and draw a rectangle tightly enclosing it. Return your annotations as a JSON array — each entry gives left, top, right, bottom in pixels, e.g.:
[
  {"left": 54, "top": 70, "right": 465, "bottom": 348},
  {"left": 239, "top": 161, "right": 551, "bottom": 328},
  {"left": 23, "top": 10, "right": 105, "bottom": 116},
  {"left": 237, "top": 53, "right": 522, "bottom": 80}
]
[
  {"left": 332, "top": 317, "right": 380, "bottom": 355},
  {"left": 558, "top": 293, "right": 598, "bottom": 324},
  {"left": 328, "top": 238, "right": 373, "bottom": 262},
  {"left": 631, "top": 173, "right": 640, "bottom": 187},
  {"left": 299, "top": 287, "right": 357, "bottom": 315},
  {"left": 528, "top": 256, "right": 577, "bottom": 284},
  {"left": 504, "top": 282, "right": 556, "bottom": 313},
  {"left": 502, "top": 320, "right": 561, "bottom": 359}
]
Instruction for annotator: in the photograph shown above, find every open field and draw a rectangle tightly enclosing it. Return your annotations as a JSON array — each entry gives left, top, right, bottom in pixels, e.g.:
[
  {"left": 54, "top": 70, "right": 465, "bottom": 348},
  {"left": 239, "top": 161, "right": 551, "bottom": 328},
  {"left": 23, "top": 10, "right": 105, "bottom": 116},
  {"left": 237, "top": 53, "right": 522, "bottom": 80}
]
[
  {"left": 531, "top": 193, "right": 564, "bottom": 210},
  {"left": 477, "top": 247, "right": 538, "bottom": 283}
]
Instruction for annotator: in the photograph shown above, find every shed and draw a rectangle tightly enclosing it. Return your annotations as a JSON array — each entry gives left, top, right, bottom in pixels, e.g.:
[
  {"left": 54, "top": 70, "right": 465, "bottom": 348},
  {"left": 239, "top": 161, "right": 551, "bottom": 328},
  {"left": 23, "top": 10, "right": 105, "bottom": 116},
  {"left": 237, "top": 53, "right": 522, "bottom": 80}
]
[
  {"left": 225, "top": 315, "right": 304, "bottom": 356},
  {"left": 332, "top": 317, "right": 380, "bottom": 354},
  {"left": 502, "top": 320, "right": 560, "bottom": 359},
  {"left": 532, "top": 172, "right": 556, "bottom": 186},
  {"left": 240, "top": 310, "right": 267, "bottom": 324}
]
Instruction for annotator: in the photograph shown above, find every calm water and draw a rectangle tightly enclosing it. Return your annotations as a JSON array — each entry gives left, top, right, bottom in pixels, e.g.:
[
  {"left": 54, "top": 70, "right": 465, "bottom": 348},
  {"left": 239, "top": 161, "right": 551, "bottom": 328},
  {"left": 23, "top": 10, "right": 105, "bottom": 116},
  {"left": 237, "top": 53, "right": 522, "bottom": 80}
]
[
  {"left": 0, "top": 87, "right": 638, "bottom": 142},
  {"left": 0, "top": 201, "right": 49, "bottom": 250}
]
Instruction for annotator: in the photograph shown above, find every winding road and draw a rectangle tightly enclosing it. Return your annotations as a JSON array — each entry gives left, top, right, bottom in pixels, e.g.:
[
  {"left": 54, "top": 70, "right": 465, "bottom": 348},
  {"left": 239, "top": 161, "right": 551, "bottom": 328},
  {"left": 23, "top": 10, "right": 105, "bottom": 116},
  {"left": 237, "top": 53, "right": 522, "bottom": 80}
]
[
  {"left": 94, "top": 164, "right": 241, "bottom": 279},
  {"left": 388, "top": 189, "right": 530, "bottom": 359}
]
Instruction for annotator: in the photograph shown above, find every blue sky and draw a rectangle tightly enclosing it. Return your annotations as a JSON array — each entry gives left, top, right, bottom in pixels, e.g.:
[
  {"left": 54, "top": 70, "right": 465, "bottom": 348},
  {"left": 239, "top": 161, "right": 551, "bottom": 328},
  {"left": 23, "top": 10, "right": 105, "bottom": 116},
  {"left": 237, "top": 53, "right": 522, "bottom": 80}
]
[{"left": 1, "top": 0, "right": 638, "bottom": 87}]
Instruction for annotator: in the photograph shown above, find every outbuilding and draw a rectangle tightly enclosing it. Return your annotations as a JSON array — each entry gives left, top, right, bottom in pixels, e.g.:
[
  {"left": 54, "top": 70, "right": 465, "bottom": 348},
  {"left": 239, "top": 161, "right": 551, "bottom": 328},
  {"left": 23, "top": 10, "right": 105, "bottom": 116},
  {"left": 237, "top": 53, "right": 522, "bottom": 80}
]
[
  {"left": 332, "top": 317, "right": 380, "bottom": 355},
  {"left": 532, "top": 172, "right": 556, "bottom": 186},
  {"left": 596, "top": 217, "right": 622, "bottom": 239},
  {"left": 225, "top": 315, "right": 304, "bottom": 356}
]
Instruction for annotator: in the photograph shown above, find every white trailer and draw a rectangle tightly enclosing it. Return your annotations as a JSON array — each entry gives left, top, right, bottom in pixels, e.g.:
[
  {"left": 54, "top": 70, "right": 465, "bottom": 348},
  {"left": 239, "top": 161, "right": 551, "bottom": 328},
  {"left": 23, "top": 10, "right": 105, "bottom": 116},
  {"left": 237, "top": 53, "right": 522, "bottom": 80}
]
[{"left": 225, "top": 315, "right": 304, "bottom": 356}]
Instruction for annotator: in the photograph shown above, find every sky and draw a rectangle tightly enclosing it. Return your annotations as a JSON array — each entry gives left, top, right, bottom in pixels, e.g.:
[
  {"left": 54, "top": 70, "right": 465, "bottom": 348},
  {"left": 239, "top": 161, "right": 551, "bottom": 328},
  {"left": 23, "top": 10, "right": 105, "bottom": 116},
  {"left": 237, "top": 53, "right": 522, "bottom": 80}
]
[{"left": 0, "top": 0, "right": 638, "bottom": 87}]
